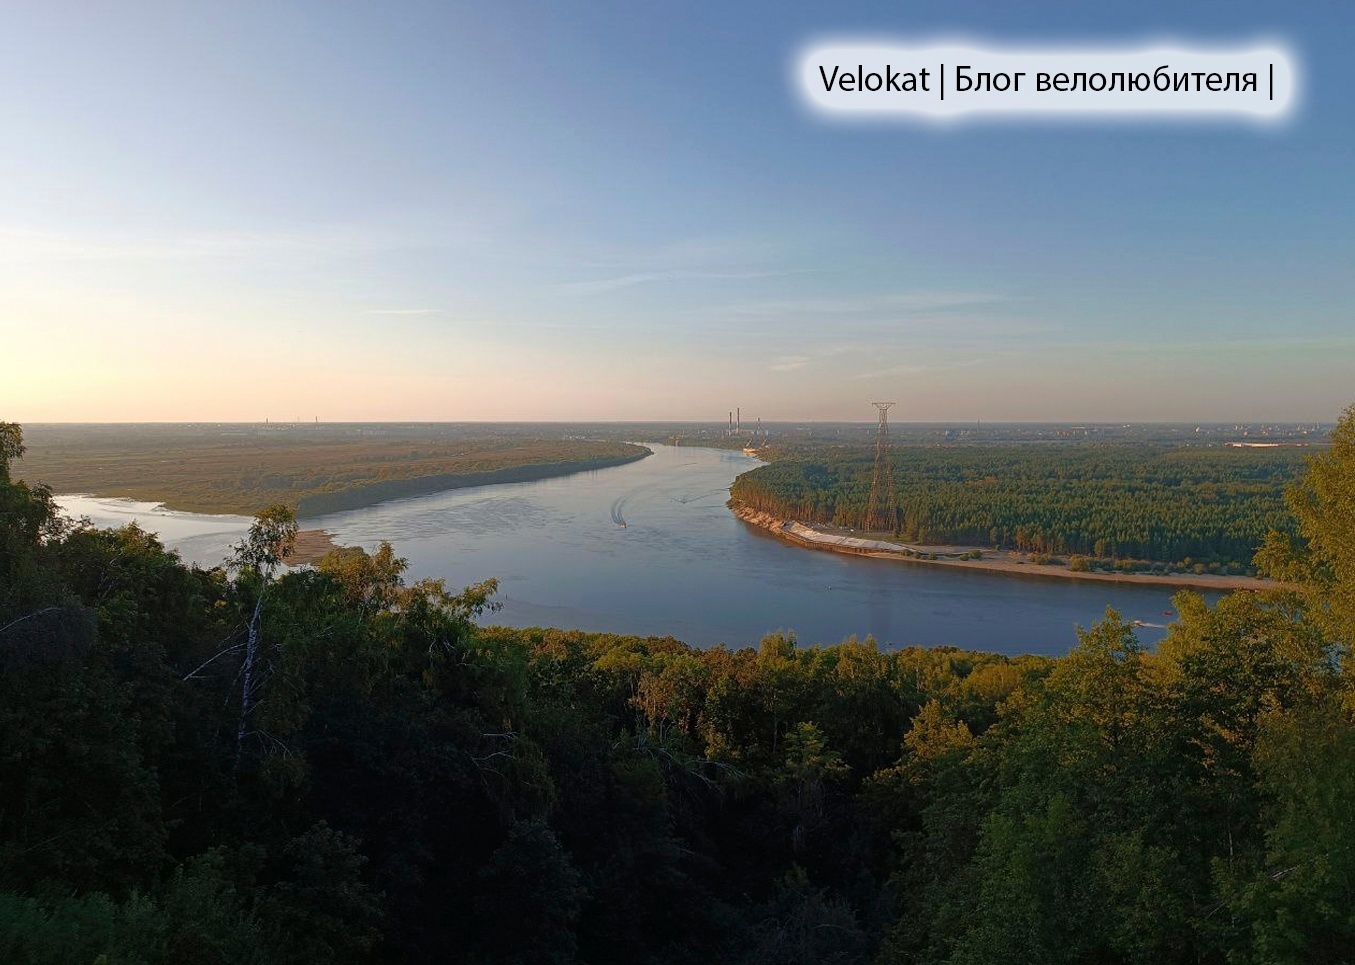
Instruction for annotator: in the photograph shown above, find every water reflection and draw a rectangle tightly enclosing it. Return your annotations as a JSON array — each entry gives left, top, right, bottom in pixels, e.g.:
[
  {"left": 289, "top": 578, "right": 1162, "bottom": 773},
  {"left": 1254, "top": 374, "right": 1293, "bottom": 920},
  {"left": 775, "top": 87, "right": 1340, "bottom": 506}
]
[
  {"left": 314, "top": 445, "right": 1193, "bottom": 654},
  {"left": 57, "top": 447, "right": 1200, "bottom": 655}
]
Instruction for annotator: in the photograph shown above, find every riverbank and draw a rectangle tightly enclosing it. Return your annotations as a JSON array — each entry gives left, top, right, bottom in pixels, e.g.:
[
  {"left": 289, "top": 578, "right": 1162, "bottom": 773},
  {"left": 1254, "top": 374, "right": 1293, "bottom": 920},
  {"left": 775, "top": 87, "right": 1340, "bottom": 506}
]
[
  {"left": 283, "top": 529, "right": 340, "bottom": 565},
  {"left": 730, "top": 501, "right": 1279, "bottom": 592},
  {"left": 293, "top": 450, "right": 650, "bottom": 517},
  {"left": 17, "top": 424, "right": 650, "bottom": 516},
  {"left": 52, "top": 444, "right": 1209, "bottom": 652}
]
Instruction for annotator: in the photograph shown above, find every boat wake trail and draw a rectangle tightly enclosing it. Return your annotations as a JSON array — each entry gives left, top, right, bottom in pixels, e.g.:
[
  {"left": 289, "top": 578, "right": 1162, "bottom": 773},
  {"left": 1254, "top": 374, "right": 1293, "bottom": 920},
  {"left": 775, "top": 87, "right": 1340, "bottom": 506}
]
[
  {"left": 673, "top": 487, "right": 729, "bottom": 505},
  {"left": 611, "top": 486, "right": 644, "bottom": 527}
]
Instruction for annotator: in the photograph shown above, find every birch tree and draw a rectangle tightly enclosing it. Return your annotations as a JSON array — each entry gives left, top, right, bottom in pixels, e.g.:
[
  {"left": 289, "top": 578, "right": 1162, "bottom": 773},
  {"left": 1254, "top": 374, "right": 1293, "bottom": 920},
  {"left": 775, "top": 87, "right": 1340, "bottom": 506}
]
[{"left": 228, "top": 504, "right": 297, "bottom": 760}]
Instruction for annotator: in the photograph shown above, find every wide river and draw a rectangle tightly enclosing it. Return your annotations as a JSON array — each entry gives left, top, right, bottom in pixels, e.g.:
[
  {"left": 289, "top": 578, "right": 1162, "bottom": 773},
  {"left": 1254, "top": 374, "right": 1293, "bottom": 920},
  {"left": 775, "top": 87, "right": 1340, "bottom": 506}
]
[{"left": 57, "top": 444, "right": 1205, "bottom": 655}]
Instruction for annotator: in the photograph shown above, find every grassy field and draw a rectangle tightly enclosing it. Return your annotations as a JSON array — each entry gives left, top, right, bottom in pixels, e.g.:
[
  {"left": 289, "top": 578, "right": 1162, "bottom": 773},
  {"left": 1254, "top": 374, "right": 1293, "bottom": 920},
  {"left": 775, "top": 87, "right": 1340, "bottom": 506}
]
[{"left": 16, "top": 423, "right": 649, "bottom": 517}]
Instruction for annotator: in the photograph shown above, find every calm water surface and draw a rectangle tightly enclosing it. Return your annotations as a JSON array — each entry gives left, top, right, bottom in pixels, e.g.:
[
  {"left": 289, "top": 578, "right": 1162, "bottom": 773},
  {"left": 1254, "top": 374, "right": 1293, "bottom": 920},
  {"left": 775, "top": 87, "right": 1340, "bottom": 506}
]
[{"left": 59, "top": 445, "right": 1203, "bottom": 655}]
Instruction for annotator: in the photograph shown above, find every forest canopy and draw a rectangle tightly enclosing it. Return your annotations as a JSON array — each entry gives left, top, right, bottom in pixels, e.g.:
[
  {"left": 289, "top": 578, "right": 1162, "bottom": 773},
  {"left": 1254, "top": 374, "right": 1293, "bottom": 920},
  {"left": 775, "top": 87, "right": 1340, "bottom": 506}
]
[
  {"left": 730, "top": 443, "right": 1307, "bottom": 570},
  {"left": 13, "top": 423, "right": 648, "bottom": 516},
  {"left": 1, "top": 410, "right": 1353, "bottom": 963}
]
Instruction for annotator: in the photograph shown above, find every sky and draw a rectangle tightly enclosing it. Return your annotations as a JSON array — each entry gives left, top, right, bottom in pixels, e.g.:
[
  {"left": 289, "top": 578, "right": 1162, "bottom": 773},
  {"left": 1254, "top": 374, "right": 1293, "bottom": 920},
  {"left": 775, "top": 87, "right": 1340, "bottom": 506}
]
[{"left": 1, "top": 0, "right": 1351, "bottom": 424}]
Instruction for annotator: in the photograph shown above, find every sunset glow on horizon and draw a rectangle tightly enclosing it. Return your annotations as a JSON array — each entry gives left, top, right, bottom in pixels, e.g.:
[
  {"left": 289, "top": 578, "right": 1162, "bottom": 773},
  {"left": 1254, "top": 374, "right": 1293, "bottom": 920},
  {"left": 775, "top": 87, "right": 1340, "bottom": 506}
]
[{"left": 3, "top": 2, "right": 1351, "bottom": 424}]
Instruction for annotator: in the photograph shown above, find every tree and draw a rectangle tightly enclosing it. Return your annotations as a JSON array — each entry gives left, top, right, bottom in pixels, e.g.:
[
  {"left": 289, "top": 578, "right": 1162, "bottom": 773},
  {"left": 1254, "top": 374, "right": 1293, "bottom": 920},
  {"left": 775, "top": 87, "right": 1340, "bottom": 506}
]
[
  {"left": 257, "top": 822, "right": 384, "bottom": 964},
  {"left": 0, "top": 422, "right": 23, "bottom": 480},
  {"left": 473, "top": 820, "right": 584, "bottom": 964},
  {"left": 1257, "top": 403, "right": 1355, "bottom": 647},
  {"left": 316, "top": 541, "right": 407, "bottom": 614},
  {"left": 1217, "top": 700, "right": 1355, "bottom": 963},
  {"left": 778, "top": 722, "right": 850, "bottom": 856},
  {"left": 0, "top": 423, "right": 64, "bottom": 620},
  {"left": 741, "top": 867, "right": 869, "bottom": 965},
  {"left": 228, "top": 505, "right": 298, "bottom": 760}
]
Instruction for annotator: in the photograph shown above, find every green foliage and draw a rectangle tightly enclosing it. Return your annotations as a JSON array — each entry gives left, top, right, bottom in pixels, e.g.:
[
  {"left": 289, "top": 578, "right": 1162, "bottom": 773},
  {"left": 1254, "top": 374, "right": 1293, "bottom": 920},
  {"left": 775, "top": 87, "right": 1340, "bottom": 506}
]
[
  {"left": 0, "top": 852, "right": 265, "bottom": 964},
  {"left": 2, "top": 415, "right": 1355, "bottom": 962},
  {"left": 472, "top": 820, "right": 585, "bottom": 964},
  {"left": 732, "top": 442, "right": 1304, "bottom": 566},
  {"left": 230, "top": 505, "right": 298, "bottom": 578},
  {"left": 256, "top": 823, "right": 384, "bottom": 963},
  {"left": 741, "top": 868, "right": 870, "bottom": 965},
  {"left": 12, "top": 423, "right": 649, "bottom": 516},
  {"left": 0, "top": 423, "right": 63, "bottom": 619},
  {"left": 0, "top": 422, "right": 25, "bottom": 479},
  {"left": 1211, "top": 699, "right": 1355, "bottom": 964},
  {"left": 1257, "top": 403, "right": 1355, "bottom": 645}
]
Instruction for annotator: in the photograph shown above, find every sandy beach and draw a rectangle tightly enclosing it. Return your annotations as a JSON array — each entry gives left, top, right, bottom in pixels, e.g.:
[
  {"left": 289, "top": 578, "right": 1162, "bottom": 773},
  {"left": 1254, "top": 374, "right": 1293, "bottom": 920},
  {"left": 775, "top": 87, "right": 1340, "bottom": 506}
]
[
  {"left": 730, "top": 501, "right": 1280, "bottom": 592},
  {"left": 284, "top": 529, "right": 340, "bottom": 566}
]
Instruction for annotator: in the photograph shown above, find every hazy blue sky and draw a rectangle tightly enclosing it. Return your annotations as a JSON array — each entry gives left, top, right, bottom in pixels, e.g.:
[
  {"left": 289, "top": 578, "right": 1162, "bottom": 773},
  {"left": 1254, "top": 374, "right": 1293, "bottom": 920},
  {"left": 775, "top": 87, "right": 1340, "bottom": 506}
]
[{"left": 2, "top": 1, "right": 1351, "bottom": 422}]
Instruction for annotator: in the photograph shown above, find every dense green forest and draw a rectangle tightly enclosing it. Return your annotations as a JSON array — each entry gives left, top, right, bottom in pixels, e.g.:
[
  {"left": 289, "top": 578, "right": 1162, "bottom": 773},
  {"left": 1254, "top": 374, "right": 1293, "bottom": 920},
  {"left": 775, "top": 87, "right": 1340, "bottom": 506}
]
[
  {"left": 2, "top": 413, "right": 1354, "bottom": 963},
  {"left": 731, "top": 444, "right": 1309, "bottom": 570}
]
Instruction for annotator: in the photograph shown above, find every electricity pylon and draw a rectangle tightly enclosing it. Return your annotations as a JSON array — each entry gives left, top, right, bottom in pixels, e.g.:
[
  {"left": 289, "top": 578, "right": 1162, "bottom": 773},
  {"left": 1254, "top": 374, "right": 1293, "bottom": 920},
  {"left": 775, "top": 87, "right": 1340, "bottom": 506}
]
[{"left": 865, "top": 402, "right": 898, "bottom": 533}]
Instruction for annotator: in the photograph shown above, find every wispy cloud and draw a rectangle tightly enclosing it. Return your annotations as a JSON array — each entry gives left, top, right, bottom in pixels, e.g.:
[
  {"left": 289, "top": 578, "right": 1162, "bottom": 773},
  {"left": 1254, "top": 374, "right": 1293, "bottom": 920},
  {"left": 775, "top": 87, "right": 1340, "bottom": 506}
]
[
  {"left": 0, "top": 224, "right": 379, "bottom": 263},
  {"left": 852, "top": 357, "right": 989, "bottom": 380},
  {"left": 770, "top": 355, "right": 811, "bottom": 372},
  {"left": 565, "top": 235, "right": 791, "bottom": 272},
  {"left": 851, "top": 363, "right": 932, "bottom": 380},
  {"left": 363, "top": 308, "right": 442, "bottom": 316},
  {"left": 712, "top": 291, "right": 1008, "bottom": 319},
  {"left": 561, "top": 268, "right": 805, "bottom": 296}
]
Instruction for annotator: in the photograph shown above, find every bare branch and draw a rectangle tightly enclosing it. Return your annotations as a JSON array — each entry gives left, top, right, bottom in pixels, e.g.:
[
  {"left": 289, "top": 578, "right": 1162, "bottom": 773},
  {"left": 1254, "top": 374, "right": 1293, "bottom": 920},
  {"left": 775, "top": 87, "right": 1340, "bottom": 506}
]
[
  {"left": 181, "top": 642, "right": 244, "bottom": 681},
  {"left": 0, "top": 607, "right": 61, "bottom": 637}
]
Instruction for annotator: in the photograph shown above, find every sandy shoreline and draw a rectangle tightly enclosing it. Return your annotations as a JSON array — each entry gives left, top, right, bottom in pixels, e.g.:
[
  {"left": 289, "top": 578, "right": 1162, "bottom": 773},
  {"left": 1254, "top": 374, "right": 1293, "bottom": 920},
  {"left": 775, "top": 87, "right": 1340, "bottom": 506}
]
[
  {"left": 729, "top": 501, "right": 1279, "bottom": 592},
  {"left": 284, "top": 529, "right": 340, "bottom": 566}
]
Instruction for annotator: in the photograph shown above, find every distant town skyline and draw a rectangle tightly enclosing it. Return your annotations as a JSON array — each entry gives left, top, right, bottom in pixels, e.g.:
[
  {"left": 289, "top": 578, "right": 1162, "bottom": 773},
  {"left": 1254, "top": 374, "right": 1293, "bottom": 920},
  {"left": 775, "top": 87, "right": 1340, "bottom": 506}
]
[{"left": 2, "top": 1, "right": 1352, "bottom": 423}]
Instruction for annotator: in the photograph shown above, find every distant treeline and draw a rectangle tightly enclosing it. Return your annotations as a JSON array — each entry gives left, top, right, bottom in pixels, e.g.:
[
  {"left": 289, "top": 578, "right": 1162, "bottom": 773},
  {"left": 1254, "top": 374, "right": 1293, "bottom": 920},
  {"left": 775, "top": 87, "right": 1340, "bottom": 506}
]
[
  {"left": 294, "top": 452, "right": 649, "bottom": 516},
  {"left": 14, "top": 425, "right": 649, "bottom": 516},
  {"left": 3, "top": 414, "right": 1355, "bottom": 962},
  {"left": 731, "top": 444, "right": 1309, "bottom": 567}
]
